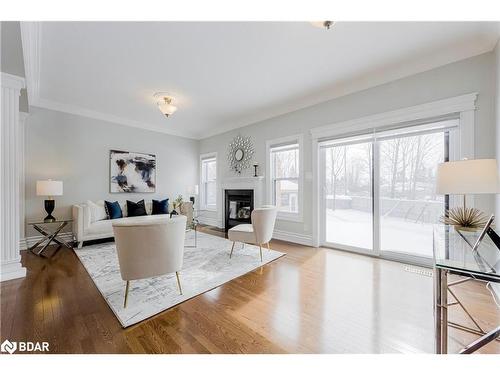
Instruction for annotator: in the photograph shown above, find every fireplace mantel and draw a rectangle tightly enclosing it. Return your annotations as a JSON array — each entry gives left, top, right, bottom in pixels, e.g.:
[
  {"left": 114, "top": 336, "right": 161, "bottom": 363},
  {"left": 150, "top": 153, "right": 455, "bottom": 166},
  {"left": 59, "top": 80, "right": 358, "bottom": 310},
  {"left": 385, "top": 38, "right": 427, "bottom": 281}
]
[
  {"left": 221, "top": 176, "right": 264, "bottom": 190},
  {"left": 221, "top": 176, "right": 264, "bottom": 184}
]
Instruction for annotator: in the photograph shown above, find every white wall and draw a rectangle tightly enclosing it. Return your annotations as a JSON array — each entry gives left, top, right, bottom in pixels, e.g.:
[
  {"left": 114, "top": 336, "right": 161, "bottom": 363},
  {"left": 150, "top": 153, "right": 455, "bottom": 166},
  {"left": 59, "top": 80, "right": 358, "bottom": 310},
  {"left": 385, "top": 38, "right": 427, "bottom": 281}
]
[
  {"left": 200, "top": 51, "right": 497, "bottom": 242},
  {"left": 24, "top": 107, "right": 199, "bottom": 238}
]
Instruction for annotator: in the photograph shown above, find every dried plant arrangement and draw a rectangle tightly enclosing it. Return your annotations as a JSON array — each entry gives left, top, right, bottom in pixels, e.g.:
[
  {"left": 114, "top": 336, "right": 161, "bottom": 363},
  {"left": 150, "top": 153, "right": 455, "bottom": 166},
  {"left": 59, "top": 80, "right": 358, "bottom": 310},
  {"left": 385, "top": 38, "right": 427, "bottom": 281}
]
[{"left": 440, "top": 207, "right": 488, "bottom": 231}]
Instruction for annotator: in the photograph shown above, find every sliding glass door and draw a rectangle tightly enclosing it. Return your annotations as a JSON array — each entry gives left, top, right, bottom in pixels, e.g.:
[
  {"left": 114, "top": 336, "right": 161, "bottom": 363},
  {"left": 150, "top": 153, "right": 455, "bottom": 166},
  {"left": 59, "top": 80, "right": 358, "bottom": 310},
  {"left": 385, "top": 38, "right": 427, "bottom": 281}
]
[
  {"left": 320, "top": 119, "right": 456, "bottom": 264},
  {"left": 320, "top": 139, "right": 374, "bottom": 253},
  {"left": 379, "top": 131, "right": 445, "bottom": 258}
]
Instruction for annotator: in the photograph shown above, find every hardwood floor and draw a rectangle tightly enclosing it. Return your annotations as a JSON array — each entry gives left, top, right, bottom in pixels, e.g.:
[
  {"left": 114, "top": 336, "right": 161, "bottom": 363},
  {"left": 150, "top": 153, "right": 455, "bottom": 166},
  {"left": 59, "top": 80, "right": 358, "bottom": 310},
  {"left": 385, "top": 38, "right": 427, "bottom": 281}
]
[{"left": 1, "top": 226, "right": 499, "bottom": 354}]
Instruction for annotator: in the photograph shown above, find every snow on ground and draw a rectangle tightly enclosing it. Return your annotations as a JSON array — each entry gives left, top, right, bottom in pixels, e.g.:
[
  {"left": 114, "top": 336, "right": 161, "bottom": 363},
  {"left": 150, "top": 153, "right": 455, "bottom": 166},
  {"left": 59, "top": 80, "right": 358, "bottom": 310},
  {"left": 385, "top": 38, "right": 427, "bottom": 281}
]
[{"left": 326, "top": 209, "right": 434, "bottom": 257}]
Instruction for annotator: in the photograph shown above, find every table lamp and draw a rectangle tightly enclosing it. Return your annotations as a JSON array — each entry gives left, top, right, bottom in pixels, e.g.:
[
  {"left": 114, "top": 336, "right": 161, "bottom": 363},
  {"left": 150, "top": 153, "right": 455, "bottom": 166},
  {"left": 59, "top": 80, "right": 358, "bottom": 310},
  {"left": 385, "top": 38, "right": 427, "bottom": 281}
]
[
  {"left": 36, "top": 179, "right": 63, "bottom": 222},
  {"left": 187, "top": 184, "right": 199, "bottom": 205},
  {"left": 436, "top": 159, "right": 499, "bottom": 230}
]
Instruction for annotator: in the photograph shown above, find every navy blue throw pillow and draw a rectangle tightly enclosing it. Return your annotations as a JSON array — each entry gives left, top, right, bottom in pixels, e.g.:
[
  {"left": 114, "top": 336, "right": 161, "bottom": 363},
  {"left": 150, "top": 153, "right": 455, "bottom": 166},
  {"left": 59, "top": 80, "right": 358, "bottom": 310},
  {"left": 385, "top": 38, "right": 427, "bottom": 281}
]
[
  {"left": 127, "top": 199, "right": 147, "bottom": 217},
  {"left": 104, "top": 201, "right": 123, "bottom": 219},
  {"left": 152, "top": 199, "right": 169, "bottom": 215}
]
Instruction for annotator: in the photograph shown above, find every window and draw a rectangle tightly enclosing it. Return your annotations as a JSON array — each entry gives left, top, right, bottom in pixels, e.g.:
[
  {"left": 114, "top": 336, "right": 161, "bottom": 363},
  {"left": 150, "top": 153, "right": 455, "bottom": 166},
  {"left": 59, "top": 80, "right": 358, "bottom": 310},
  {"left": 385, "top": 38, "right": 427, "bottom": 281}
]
[
  {"left": 267, "top": 135, "right": 303, "bottom": 221},
  {"left": 200, "top": 153, "right": 217, "bottom": 210}
]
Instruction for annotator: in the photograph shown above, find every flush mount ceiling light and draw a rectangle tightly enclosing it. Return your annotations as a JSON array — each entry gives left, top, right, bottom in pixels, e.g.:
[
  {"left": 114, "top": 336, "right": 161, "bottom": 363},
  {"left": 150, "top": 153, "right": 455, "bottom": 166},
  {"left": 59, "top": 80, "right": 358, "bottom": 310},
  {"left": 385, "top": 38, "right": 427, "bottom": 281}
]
[
  {"left": 310, "top": 21, "right": 335, "bottom": 30},
  {"left": 154, "top": 93, "right": 178, "bottom": 117}
]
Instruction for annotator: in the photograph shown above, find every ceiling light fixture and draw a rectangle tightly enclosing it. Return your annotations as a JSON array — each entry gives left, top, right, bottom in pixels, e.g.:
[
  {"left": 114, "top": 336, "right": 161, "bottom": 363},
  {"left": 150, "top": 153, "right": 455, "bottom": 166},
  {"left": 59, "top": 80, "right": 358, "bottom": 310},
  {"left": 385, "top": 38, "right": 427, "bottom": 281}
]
[
  {"left": 311, "top": 21, "right": 334, "bottom": 30},
  {"left": 154, "top": 93, "right": 178, "bottom": 117}
]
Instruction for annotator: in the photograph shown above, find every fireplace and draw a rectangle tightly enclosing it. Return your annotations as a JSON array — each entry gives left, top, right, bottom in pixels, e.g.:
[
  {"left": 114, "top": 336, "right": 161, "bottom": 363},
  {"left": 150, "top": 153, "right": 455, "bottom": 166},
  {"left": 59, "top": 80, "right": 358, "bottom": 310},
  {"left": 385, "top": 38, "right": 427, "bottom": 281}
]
[{"left": 224, "top": 189, "right": 254, "bottom": 231}]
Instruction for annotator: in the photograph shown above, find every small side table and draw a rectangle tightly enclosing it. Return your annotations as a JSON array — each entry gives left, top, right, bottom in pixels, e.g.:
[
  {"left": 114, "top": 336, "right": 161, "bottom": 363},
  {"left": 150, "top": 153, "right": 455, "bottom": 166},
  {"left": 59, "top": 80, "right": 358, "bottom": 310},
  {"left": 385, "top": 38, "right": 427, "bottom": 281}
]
[
  {"left": 185, "top": 218, "right": 199, "bottom": 248},
  {"left": 27, "top": 219, "right": 73, "bottom": 257}
]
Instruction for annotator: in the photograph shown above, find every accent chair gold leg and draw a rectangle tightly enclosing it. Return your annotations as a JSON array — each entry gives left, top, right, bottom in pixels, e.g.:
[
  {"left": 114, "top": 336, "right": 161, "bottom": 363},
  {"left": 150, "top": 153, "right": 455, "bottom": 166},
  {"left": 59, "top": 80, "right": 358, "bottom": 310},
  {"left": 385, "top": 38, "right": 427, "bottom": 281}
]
[
  {"left": 266, "top": 242, "right": 270, "bottom": 251},
  {"left": 176, "top": 271, "right": 183, "bottom": 295},
  {"left": 259, "top": 244, "right": 263, "bottom": 262},
  {"left": 124, "top": 280, "right": 130, "bottom": 308},
  {"left": 230, "top": 241, "right": 235, "bottom": 258}
]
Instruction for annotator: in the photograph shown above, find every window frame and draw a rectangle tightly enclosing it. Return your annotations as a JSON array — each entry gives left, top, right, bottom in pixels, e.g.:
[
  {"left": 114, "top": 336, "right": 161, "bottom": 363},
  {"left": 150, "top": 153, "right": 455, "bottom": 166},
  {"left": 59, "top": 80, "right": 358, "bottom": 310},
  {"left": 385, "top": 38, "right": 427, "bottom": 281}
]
[
  {"left": 266, "top": 134, "right": 304, "bottom": 222},
  {"left": 200, "top": 152, "right": 218, "bottom": 211}
]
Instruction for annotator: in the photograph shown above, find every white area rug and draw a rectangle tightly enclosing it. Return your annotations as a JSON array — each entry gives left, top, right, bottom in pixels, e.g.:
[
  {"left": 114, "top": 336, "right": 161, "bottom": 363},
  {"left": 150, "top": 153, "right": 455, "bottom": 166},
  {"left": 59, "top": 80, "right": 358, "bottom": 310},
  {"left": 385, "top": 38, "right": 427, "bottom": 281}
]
[{"left": 74, "top": 231, "right": 285, "bottom": 327}]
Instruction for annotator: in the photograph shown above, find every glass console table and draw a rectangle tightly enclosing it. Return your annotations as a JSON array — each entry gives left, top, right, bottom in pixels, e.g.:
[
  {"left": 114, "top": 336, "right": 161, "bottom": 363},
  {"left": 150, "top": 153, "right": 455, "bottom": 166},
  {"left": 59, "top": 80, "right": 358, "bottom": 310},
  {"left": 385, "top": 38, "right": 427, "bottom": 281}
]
[
  {"left": 27, "top": 219, "right": 73, "bottom": 258},
  {"left": 433, "top": 225, "right": 500, "bottom": 353}
]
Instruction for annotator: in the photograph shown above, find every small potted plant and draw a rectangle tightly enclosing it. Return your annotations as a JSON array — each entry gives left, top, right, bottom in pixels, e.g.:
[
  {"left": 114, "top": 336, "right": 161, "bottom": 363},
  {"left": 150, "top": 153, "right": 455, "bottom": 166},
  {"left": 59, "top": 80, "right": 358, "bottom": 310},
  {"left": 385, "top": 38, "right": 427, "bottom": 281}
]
[{"left": 170, "top": 195, "right": 184, "bottom": 217}]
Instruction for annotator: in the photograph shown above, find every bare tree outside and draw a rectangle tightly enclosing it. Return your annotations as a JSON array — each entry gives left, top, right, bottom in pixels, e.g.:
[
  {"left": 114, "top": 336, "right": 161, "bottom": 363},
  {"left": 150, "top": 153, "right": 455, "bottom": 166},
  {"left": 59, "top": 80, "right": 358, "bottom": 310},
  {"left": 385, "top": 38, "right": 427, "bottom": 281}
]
[
  {"left": 272, "top": 146, "right": 299, "bottom": 213},
  {"left": 324, "top": 128, "right": 447, "bottom": 257}
]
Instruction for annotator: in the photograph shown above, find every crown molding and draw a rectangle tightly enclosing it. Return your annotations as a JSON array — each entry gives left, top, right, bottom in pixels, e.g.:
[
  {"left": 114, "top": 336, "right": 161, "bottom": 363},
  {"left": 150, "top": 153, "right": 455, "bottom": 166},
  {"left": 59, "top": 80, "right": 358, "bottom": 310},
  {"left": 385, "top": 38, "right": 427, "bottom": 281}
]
[
  {"left": 1, "top": 72, "right": 25, "bottom": 91},
  {"left": 310, "top": 92, "right": 478, "bottom": 140},
  {"left": 20, "top": 21, "right": 41, "bottom": 106},
  {"left": 34, "top": 98, "right": 198, "bottom": 139}
]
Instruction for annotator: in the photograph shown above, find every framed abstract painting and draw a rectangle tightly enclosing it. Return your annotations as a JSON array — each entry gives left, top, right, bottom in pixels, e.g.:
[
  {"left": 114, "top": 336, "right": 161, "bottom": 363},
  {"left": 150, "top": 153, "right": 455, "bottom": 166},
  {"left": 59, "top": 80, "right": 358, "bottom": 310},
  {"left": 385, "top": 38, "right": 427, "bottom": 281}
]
[{"left": 110, "top": 150, "right": 156, "bottom": 193}]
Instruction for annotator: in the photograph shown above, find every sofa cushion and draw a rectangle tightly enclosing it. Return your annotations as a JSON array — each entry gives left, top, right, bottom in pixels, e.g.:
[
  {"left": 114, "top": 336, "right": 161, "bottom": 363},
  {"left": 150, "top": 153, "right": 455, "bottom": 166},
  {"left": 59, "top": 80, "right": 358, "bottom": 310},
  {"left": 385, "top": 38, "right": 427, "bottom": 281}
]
[
  {"left": 127, "top": 199, "right": 147, "bottom": 217},
  {"left": 105, "top": 200, "right": 123, "bottom": 219},
  {"left": 152, "top": 198, "right": 169, "bottom": 215},
  {"left": 87, "top": 200, "right": 107, "bottom": 222},
  {"left": 86, "top": 218, "right": 114, "bottom": 236}
]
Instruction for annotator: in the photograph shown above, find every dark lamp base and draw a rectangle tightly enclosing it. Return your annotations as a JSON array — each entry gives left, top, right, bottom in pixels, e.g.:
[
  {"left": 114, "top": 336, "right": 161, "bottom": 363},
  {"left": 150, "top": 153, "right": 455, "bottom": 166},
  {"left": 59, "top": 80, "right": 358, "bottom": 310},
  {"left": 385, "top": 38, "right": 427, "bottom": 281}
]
[{"left": 44, "top": 199, "right": 56, "bottom": 222}]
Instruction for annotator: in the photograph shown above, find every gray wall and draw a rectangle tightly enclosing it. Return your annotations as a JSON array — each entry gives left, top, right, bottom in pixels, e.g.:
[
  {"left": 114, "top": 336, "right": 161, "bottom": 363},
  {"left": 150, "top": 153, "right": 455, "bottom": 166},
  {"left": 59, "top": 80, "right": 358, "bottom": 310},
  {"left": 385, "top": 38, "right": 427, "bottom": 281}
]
[
  {"left": 1, "top": 21, "right": 29, "bottom": 112},
  {"left": 25, "top": 107, "right": 199, "bottom": 237},
  {"left": 200, "top": 51, "right": 497, "bottom": 238}
]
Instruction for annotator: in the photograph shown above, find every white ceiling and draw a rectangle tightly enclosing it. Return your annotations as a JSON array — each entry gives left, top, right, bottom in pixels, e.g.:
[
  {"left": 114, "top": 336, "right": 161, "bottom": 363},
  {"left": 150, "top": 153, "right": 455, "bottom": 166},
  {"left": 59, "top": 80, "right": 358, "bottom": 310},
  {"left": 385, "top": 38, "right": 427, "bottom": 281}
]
[{"left": 26, "top": 21, "right": 500, "bottom": 139}]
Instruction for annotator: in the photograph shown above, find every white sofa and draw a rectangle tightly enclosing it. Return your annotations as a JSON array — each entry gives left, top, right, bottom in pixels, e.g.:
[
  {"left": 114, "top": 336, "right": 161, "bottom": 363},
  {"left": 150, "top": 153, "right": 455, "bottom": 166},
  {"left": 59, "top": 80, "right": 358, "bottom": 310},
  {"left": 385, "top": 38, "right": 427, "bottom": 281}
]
[{"left": 72, "top": 200, "right": 178, "bottom": 248}]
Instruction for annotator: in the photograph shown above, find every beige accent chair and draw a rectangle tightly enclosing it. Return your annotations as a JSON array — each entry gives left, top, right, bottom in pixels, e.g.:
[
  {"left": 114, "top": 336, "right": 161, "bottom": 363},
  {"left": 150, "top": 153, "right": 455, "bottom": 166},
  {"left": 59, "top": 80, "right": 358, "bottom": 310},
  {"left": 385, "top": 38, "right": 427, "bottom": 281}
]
[
  {"left": 112, "top": 215, "right": 187, "bottom": 308},
  {"left": 227, "top": 206, "right": 277, "bottom": 262}
]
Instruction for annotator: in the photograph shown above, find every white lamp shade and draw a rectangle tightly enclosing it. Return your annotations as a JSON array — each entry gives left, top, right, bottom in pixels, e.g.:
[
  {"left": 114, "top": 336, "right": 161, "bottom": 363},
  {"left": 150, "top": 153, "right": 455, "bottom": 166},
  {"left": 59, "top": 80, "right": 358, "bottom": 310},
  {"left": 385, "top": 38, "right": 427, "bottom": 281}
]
[
  {"left": 36, "top": 180, "right": 63, "bottom": 196},
  {"left": 187, "top": 185, "right": 199, "bottom": 195},
  {"left": 436, "top": 159, "right": 500, "bottom": 195}
]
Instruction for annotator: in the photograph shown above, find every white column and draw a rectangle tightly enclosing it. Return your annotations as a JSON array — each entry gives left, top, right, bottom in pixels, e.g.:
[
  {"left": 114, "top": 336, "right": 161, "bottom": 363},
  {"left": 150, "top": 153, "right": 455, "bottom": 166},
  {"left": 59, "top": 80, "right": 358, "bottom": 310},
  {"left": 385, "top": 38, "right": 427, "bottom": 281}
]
[
  {"left": 1, "top": 73, "right": 27, "bottom": 282},
  {"left": 19, "top": 112, "right": 28, "bottom": 250}
]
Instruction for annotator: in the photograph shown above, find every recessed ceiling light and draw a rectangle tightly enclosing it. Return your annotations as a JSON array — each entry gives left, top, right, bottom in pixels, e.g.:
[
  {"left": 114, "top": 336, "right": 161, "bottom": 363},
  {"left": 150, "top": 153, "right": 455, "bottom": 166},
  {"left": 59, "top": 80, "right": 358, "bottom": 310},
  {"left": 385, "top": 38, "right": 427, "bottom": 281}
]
[
  {"left": 154, "top": 93, "right": 177, "bottom": 117},
  {"left": 310, "top": 21, "right": 334, "bottom": 30}
]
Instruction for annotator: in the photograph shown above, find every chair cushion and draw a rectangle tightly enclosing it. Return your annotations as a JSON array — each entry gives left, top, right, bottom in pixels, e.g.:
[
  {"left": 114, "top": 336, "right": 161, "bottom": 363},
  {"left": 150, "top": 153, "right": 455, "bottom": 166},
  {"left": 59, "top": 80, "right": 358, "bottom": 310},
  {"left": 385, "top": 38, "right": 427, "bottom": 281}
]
[
  {"left": 87, "top": 215, "right": 172, "bottom": 236},
  {"left": 112, "top": 214, "right": 171, "bottom": 226},
  {"left": 152, "top": 198, "right": 169, "bottom": 215},
  {"left": 127, "top": 199, "right": 147, "bottom": 217},
  {"left": 105, "top": 200, "right": 123, "bottom": 219},
  {"left": 228, "top": 224, "right": 256, "bottom": 244}
]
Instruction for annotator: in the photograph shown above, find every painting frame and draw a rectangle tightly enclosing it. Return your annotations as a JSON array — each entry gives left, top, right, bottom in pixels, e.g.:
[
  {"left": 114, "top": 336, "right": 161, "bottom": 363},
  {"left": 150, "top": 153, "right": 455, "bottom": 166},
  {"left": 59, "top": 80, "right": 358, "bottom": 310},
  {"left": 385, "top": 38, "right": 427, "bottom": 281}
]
[{"left": 109, "top": 149, "right": 157, "bottom": 193}]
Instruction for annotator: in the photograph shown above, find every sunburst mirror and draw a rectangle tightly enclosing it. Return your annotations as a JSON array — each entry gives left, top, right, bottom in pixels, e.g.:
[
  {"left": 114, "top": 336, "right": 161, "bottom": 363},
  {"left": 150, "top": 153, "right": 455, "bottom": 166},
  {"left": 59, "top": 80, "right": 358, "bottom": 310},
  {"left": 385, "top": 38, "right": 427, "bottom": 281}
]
[{"left": 227, "top": 134, "right": 254, "bottom": 174}]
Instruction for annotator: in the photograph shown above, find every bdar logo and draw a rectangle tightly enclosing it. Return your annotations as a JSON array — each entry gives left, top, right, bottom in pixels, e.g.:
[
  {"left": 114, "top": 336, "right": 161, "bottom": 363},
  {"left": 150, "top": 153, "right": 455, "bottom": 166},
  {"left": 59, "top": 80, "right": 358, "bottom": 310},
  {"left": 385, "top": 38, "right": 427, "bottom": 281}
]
[
  {"left": 1, "top": 339, "right": 17, "bottom": 354},
  {"left": 0, "top": 339, "right": 49, "bottom": 354}
]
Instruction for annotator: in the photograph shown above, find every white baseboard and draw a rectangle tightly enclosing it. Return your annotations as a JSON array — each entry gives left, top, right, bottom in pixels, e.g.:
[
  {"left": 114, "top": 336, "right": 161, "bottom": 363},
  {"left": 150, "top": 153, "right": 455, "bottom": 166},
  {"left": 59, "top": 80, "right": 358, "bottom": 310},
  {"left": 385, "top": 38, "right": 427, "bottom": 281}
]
[
  {"left": 1, "top": 261, "right": 26, "bottom": 282},
  {"left": 272, "top": 229, "right": 313, "bottom": 247},
  {"left": 197, "top": 216, "right": 222, "bottom": 228},
  {"left": 196, "top": 219, "right": 313, "bottom": 247},
  {"left": 20, "top": 232, "right": 75, "bottom": 250}
]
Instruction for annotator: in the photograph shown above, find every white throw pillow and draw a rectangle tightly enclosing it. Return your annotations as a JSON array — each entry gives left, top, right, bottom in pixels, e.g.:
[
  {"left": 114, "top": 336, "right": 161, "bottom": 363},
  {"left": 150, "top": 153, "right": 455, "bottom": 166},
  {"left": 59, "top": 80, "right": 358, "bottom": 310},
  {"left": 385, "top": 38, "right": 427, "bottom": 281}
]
[
  {"left": 87, "top": 200, "right": 108, "bottom": 222},
  {"left": 120, "top": 201, "right": 128, "bottom": 217}
]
